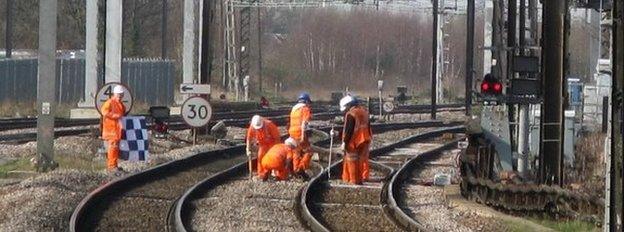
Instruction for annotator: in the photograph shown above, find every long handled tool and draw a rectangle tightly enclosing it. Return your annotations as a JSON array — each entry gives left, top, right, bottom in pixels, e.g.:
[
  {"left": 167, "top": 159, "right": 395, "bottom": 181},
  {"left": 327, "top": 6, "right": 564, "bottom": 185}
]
[{"left": 328, "top": 126, "right": 335, "bottom": 179}]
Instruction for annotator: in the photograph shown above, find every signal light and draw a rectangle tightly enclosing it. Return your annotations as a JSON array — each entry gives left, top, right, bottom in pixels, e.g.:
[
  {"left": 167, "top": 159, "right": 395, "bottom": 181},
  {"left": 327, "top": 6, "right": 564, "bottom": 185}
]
[{"left": 480, "top": 74, "right": 503, "bottom": 95}]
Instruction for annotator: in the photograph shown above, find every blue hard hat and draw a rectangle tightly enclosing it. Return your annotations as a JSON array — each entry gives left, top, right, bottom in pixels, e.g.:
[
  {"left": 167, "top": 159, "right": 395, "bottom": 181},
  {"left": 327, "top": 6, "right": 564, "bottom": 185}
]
[{"left": 297, "top": 92, "right": 311, "bottom": 103}]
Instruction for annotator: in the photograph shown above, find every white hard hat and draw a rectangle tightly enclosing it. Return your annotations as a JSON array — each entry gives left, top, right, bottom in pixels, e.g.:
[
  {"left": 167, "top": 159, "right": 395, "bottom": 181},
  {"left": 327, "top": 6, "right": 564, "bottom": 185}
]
[
  {"left": 339, "top": 95, "right": 355, "bottom": 112},
  {"left": 285, "top": 137, "right": 298, "bottom": 148},
  {"left": 113, "top": 85, "right": 124, "bottom": 94},
  {"left": 251, "top": 115, "right": 263, "bottom": 129}
]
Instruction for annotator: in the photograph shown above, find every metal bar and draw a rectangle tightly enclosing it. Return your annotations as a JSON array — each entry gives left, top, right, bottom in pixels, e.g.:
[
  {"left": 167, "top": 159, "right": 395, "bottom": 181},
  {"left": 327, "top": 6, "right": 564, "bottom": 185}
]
[
  {"left": 431, "top": 0, "right": 438, "bottom": 119},
  {"left": 161, "top": 0, "right": 168, "bottom": 59},
  {"left": 5, "top": 0, "right": 13, "bottom": 58},
  {"left": 36, "top": 0, "right": 58, "bottom": 171},
  {"left": 200, "top": 0, "right": 213, "bottom": 87},
  {"left": 539, "top": 0, "right": 565, "bottom": 186},
  {"left": 610, "top": 0, "right": 624, "bottom": 230},
  {"left": 465, "top": 0, "right": 475, "bottom": 116}
]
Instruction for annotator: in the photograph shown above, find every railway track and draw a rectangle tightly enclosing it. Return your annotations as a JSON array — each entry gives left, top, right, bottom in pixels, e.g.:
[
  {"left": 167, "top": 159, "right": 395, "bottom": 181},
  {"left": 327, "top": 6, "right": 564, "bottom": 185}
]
[
  {"left": 297, "top": 126, "right": 465, "bottom": 232},
  {"left": 387, "top": 137, "right": 465, "bottom": 231},
  {"left": 172, "top": 121, "right": 458, "bottom": 232}
]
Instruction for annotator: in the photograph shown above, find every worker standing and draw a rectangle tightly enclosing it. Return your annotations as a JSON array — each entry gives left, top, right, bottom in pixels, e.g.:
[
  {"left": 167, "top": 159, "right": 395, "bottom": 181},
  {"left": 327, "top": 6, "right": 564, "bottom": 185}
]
[
  {"left": 339, "top": 95, "right": 372, "bottom": 185},
  {"left": 101, "top": 85, "right": 127, "bottom": 172},
  {"left": 289, "top": 93, "right": 313, "bottom": 175},
  {"left": 246, "top": 115, "right": 281, "bottom": 175},
  {"left": 258, "top": 138, "right": 298, "bottom": 181}
]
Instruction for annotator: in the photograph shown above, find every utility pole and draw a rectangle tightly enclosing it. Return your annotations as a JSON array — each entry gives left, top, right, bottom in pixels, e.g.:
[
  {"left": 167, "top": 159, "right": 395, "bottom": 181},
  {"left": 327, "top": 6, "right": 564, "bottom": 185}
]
[
  {"left": 105, "top": 0, "right": 122, "bottom": 83},
  {"left": 257, "top": 7, "right": 263, "bottom": 93},
  {"left": 183, "top": 0, "right": 195, "bottom": 85},
  {"left": 36, "top": 0, "right": 58, "bottom": 171},
  {"left": 5, "top": 0, "right": 13, "bottom": 58},
  {"left": 431, "top": 0, "right": 438, "bottom": 119},
  {"left": 539, "top": 0, "right": 565, "bottom": 186},
  {"left": 80, "top": 0, "right": 99, "bottom": 107},
  {"left": 609, "top": 0, "right": 623, "bottom": 230},
  {"left": 199, "top": 0, "right": 213, "bottom": 87},
  {"left": 517, "top": 0, "right": 530, "bottom": 176},
  {"left": 161, "top": 0, "right": 168, "bottom": 59},
  {"left": 465, "top": 0, "right": 475, "bottom": 116}
]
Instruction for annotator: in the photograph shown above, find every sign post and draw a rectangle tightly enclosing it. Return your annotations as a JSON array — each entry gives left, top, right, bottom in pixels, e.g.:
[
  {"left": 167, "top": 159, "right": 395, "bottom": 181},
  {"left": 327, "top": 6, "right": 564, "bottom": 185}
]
[
  {"left": 377, "top": 80, "right": 384, "bottom": 119},
  {"left": 179, "top": 83, "right": 211, "bottom": 95}
]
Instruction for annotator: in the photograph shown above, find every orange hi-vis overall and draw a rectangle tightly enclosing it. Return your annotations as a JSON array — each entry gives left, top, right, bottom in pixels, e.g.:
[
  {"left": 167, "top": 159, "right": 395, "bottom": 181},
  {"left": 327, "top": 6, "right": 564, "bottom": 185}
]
[
  {"left": 342, "top": 106, "right": 372, "bottom": 185},
  {"left": 288, "top": 103, "right": 312, "bottom": 172},
  {"left": 101, "top": 97, "right": 126, "bottom": 170},
  {"left": 259, "top": 143, "right": 294, "bottom": 181},
  {"left": 246, "top": 118, "right": 281, "bottom": 174}
]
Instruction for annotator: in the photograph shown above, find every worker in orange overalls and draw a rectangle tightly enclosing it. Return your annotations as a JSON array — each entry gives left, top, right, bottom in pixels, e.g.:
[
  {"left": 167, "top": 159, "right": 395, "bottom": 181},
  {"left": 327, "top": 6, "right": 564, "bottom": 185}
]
[
  {"left": 289, "top": 93, "right": 313, "bottom": 175},
  {"left": 246, "top": 115, "right": 281, "bottom": 175},
  {"left": 258, "top": 138, "right": 298, "bottom": 181},
  {"left": 339, "top": 95, "right": 372, "bottom": 185},
  {"left": 101, "top": 85, "right": 127, "bottom": 172}
]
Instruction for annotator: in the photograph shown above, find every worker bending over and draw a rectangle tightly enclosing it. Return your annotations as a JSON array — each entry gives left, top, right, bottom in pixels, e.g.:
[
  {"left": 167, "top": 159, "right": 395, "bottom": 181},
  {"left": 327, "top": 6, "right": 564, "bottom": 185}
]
[
  {"left": 101, "top": 85, "right": 127, "bottom": 172},
  {"left": 289, "top": 93, "right": 313, "bottom": 175},
  {"left": 339, "top": 95, "right": 372, "bottom": 185},
  {"left": 246, "top": 115, "right": 281, "bottom": 175},
  {"left": 258, "top": 138, "right": 298, "bottom": 181}
]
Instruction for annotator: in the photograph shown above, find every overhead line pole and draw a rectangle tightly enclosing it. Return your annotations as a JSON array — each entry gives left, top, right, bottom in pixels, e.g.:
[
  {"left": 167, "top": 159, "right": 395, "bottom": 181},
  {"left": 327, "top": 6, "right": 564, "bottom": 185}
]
[
  {"left": 431, "top": 0, "right": 438, "bottom": 120},
  {"left": 610, "top": 0, "right": 623, "bottom": 230},
  {"left": 465, "top": 0, "right": 475, "bottom": 116},
  {"left": 539, "top": 0, "right": 565, "bottom": 186},
  {"left": 161, "top": 0, "right": 168, "bottom": 59},
  {"left": 5, "top": 0, "right": 13, "bottom": 58}
]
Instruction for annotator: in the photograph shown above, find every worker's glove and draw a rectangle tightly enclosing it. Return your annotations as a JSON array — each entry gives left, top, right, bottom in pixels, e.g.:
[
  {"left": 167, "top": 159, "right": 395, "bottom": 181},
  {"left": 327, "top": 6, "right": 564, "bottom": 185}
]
[
  {"left": 246, "top": 149, "right": 252, "bottom": 157},
  {"left": 340, "top": 142, "right": 346, "bottom": 152},
  {"left": 330, "top": 129, "right": 337, "bottom": 138}
]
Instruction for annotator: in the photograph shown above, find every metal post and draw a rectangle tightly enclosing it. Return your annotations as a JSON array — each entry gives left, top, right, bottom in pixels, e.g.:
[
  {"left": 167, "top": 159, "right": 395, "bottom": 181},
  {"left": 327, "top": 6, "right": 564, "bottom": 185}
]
[
  {"left": 257, "top": 7, "right": 263, "bottom": 93},
  {"left": 5, "top": 0, "right": 13, "bottom": 58},
  {"left": 431, "top": 0, "right": 438, "bottom": 120},
  {"left": 161, "top": 0, "right": 168, "bottom": 59},
  {"left": 539, "top": 0, "right": 565, "bottom": 186},
  {"left": 37, "top": 0, "right": 58, "bottom": 171},
  {"left": 105, "top": 0, "right": 122, "bottom": 83},
  {"left": 200, "top": 0, "right": 212, "bottom": 87},
  {"left": 517, "top": 0, "right": 529, "bottom": 176},
  {"left": 183, "top": 0, "right": 195, "bottom": 85},
  {"left": 80, "top": 0, "right": 98, "bottom": 107},
  {"left": 378, "top": 90, "right": 383, "bottom": 118},
  {"left": 507, "top": 0, "right": 517, "bottom": 82},
  {"left": 609, "top": 0, "right": 624, "bottom": 230},
  {"left": 465, "top": 0, "right": 475, "bottom": 116}
]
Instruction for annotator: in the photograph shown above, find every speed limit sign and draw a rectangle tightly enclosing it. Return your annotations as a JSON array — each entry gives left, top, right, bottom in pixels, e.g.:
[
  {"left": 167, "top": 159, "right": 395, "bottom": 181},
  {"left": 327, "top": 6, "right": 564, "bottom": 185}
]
[
  {"left": 95, "top": 82, "right": 133, "bottom": 115},
  {"left": 181, "top": 96, "right": 212, "bottom": 127},
  {"left": 383, "top": 102, "right": 395, "bottom": 113}
]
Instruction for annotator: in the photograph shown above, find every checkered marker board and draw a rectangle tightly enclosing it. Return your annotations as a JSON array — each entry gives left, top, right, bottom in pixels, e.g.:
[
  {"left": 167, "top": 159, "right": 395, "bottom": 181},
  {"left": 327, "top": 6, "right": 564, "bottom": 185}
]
[{"left": 119, "top": 116, "right": 149, "bottom": 161}]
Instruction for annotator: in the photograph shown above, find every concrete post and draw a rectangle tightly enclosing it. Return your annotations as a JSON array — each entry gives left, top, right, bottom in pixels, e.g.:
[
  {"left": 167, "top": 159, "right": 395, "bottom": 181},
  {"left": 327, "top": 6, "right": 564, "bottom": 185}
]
[
  {"left": 183, "top": 0, "right": 196, "bottom": 85},
  {"left": 105, "top": 0, "right": 123, "bottom": 83},
  {"left": 37, "top": 0, "right": 58, "bottom": 171},
  {"left": 80, "top": 0, "right": 99, "bottom": 107},
  {"left": 5, "top": 0, "right": 13, "bottom": 58}
]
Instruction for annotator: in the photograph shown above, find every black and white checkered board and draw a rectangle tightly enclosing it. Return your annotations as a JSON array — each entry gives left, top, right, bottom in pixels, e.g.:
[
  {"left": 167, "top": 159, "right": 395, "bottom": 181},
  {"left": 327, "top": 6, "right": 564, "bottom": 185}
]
[{"left": 120, "top": 116, "right": 149, "bottom": 161}]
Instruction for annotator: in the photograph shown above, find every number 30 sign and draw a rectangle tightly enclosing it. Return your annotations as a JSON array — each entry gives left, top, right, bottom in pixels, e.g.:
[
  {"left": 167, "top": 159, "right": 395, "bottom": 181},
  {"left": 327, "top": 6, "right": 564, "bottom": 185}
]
[{"left": 181, "top": 96, "right": 212, "bottom": 128}]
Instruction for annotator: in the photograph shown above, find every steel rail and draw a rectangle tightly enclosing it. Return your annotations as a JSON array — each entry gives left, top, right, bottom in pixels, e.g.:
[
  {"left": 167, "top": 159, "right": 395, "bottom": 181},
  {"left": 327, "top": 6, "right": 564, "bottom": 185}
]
[
  {"left": 297, "top": 125, "right": 466, "bottom": 231},
  {"left": 386, "top": 136, "right": 465, "bottom": 231},
  {"left": 171, "top": 121, "right": 461, "bottom": 231}
]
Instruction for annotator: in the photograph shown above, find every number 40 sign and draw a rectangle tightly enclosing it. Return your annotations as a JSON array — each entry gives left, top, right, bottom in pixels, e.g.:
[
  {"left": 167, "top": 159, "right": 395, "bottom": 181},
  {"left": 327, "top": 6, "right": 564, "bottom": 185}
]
[{"left": 181, "top": 96, "right": 212, "bottom": 128}]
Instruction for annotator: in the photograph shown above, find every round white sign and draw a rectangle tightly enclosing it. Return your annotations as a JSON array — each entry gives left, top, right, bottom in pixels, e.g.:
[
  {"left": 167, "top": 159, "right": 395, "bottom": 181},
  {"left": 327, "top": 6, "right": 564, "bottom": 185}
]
[
  {"left": 95, "top": 82, "right": 133, "bottom": 115},
  {"left": 181, "top": 96, "right": 212, "bottom": 128},
  {"left": 382, "top": 102, "right": 395, "bottom": 113}
]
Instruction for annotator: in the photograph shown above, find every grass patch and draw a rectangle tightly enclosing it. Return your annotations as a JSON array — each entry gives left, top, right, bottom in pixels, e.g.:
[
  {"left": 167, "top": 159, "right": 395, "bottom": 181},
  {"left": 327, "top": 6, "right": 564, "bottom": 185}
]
[
  {"left": 0, "top": 158, "right": 36, "bottom": 178},
  {"left": 0, "top": 153, "right": 105, "bottom": 178},
  {"left": 529, "top": 218, "right": 599, "bottom": 232}
]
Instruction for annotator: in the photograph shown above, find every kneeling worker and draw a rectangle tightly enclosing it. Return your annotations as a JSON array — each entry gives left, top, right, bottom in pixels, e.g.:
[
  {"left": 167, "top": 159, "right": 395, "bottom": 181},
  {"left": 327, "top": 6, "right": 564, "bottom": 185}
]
[
  {"left": 339, "top": 95, "right": 372, "bottom": 185},
  {"left": 258, "top": 138, "right": 298, "bottom": 181},
  {"left": 101, "top": 85, "right": 127, "bottom": 172},
  {"left": 246, "top": 115, "right": 281, "bottom": 175}
]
